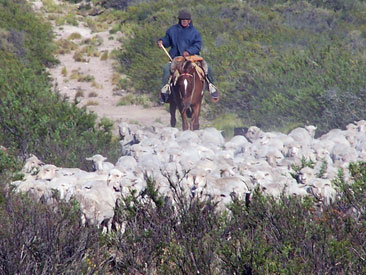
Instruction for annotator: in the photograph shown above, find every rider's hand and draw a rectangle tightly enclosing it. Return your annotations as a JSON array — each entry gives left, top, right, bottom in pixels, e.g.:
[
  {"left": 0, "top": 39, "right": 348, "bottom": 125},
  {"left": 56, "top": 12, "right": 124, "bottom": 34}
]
[
  {"left": 157, "top": 40, "right": 163, "bottom": 48},
  {"left": 183, "top": 51, "right": 190, "bottom": 57}
]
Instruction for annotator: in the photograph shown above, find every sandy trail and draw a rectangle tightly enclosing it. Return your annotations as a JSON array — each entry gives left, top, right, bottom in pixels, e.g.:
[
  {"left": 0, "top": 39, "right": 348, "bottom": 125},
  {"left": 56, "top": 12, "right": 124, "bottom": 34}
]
[{"left": 31, "top": 0, "right": 170, "bottom": 134}]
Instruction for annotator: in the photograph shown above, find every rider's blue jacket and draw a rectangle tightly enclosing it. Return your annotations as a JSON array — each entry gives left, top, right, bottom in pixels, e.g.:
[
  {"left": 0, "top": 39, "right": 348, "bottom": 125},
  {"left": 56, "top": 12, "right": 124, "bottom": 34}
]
[{"left": 160, "top": 21, "right": 202, "bottom": 58}]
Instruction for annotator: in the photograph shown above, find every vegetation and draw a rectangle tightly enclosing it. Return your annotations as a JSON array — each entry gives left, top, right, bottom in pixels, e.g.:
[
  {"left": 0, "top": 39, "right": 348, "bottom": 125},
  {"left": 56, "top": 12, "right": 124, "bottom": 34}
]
[
  {"left": 0, "top": 190, "right": 108, "bottom": 274},
  {"left": 2, "top": 0, "right": 366, "bottom": 273},
  {"left": 0, "top": 0, "right": 120, "bottom": 173},
  {"left": 2, "top": 162, "right": 366, "bottom": 273},
  {"left": 97, "top": 0, "right": 366, "bottom": 135}
]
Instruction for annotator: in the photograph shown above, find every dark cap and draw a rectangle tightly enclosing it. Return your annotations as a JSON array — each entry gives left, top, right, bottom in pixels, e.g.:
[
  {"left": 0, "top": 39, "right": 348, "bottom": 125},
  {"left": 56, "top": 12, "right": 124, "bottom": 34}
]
[{"left": 178, "top": 9, "right": 191, "bottom": 20}]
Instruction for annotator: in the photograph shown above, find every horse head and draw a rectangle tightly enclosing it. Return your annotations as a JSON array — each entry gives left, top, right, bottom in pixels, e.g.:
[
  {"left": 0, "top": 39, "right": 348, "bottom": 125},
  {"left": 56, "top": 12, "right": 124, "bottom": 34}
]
[{"left": 174, "top": 61, "right": 196, "bottom": 108}]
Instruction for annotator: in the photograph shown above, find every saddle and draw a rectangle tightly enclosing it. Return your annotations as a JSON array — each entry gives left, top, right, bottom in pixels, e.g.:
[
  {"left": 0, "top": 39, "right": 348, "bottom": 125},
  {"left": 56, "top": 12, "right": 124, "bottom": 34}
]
[{"left": 170, "top": 55, "right": 208, "bottom": 83}]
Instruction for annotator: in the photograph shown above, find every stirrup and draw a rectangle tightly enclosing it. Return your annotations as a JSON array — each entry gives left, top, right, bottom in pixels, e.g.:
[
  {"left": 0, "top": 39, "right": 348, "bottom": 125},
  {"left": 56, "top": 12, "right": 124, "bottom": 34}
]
[
  {"left": 161, "top": 83, "right": 170, "bottom": 94},
  {"left": 208, "top": 83, "right": 219, "bottom": 99}
]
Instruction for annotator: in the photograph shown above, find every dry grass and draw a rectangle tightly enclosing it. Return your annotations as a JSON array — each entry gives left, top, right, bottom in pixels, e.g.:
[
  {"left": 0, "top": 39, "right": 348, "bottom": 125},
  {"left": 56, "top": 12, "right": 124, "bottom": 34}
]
[
  {"left": 111, "top": 72, "right": 121, "bottom": 85},
  {"left": 61, "top": 67, "right": 67, "bottom": 77},
  {"left": 85, "top": 100, "right": 99, "bottom": 106},
  {"left": 73, "top": 50, "right": 88, "bottom": 62},
  {"left": 75, "top": 89, "right": 84, "bottom": 98},
  {"left": 100, "top": 50, "right": 108, "bottom": 61},
  {"left": 91, "top": 81, "right": 103, "bottom": 89},
  {"left": 55, "top": 39, "right": 78, "bottom": 55},
  {"left": 68, "top": 32, "right": 82, "bottom": 40}
]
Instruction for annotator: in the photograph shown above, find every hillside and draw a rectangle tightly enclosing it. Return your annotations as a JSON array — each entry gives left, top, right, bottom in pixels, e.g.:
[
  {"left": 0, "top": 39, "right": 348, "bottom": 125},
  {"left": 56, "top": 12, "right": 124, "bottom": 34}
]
[
  {"left": 32, "top": 0, "right": 171, "bottom": 134},
  {"left": 27, "top": 0, "right": 366, "bottom": 137},
  {"left": 2, "top": 0, "right": 366, "bottom": 274},
  {"left": 101, "top": 0, "right": 366, "bottom": 136}
]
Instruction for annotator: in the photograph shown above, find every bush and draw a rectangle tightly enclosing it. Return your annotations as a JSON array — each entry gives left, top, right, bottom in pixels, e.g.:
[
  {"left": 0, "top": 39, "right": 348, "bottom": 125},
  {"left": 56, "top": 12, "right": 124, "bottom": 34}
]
[
  {"left": 0, "top": 0, "right": 57, "bottom": 68},
  {"left": 108, "top": 174, "right": 222, "bottom": 274},
  {"left": 0, "top": 54, "right": 120, "bottom": 170},
  {"left": 0, "top": 189, "right": 108, "bottom": 274},
  {"left": 105, "top": 167, "right": 366, "bottom": 274}
]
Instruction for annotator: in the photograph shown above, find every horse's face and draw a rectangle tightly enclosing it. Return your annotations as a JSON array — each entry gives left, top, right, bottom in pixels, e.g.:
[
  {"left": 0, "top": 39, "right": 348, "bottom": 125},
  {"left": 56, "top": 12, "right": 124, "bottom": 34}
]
[{"left": 176, "top": 71, "right": 195, "bottom": 108}]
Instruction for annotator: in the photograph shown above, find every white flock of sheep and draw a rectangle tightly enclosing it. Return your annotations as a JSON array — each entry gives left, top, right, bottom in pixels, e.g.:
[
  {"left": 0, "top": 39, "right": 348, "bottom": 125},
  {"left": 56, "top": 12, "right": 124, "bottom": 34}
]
[{"left": 9, "top": 120, "right": 366, "bottom": 231}]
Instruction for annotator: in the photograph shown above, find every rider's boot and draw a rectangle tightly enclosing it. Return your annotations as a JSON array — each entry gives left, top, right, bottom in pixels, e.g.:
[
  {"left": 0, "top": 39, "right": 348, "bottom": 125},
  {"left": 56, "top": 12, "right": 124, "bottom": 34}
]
[
  {"left": 159, "top": 83, "right": 170, "bottom": 104},
  {"left": 208, "top": 81, "right": 219, "bottom": 100}
]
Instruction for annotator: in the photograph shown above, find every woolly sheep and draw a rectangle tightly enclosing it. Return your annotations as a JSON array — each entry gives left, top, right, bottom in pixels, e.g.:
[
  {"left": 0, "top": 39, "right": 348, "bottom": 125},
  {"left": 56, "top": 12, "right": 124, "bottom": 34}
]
[{"left": 86, "top": 154, "right": 114, "bottom": 172}]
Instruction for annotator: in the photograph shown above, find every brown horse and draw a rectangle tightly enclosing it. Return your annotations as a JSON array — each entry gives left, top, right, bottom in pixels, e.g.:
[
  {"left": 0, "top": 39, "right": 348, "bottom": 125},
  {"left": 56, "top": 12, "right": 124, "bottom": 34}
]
[{"left": 169, "top": 59, "right": 205, "bottom": 131}]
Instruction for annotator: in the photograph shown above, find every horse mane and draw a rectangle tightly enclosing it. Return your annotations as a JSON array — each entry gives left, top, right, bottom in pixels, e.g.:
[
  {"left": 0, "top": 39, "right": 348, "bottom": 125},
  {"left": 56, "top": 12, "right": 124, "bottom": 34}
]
[{"left": 182, "top": 60, "right": 193, "bottom": 72}]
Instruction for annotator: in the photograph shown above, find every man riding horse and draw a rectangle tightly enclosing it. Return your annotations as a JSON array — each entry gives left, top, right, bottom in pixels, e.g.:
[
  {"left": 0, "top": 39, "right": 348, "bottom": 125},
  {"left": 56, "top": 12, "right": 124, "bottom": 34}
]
[{"left": 157, "top": 9, "right": 219, "bottom": 104}]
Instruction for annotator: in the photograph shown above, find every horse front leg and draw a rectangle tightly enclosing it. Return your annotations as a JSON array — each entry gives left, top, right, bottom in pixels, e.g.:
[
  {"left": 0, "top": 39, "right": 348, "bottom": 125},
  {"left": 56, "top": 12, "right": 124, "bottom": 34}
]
[
  {"left": 190, "top": 104, "right": 201, "bottom": 130},
  {"left": 169, "top": 102, "right": 177, "bottom": 127},
  {"left": 180, "top": 107, "right": 189, "bottom": 130}
]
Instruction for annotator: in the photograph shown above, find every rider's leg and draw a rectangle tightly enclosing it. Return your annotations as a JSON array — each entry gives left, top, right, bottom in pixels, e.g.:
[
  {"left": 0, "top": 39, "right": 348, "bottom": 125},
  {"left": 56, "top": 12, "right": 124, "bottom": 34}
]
[
  {"left": 205, "top": 63, "right": 219, "bottom": 99},
  {"left": 160, "top": 63, "right": 171, "bottom": 103}
]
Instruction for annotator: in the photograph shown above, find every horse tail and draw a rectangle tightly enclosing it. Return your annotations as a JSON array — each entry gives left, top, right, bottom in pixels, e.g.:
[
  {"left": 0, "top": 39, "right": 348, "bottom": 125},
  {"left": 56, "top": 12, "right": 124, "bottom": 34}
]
[{"left": 186, "top": 107, "right": 192, "bottom": 118}]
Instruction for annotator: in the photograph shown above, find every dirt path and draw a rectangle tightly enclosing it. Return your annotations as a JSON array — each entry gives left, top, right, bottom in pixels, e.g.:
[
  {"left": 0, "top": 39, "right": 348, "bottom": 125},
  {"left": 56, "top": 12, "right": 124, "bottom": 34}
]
[{"left": 31, "top": 0, "right": 170, "bottom": 134}]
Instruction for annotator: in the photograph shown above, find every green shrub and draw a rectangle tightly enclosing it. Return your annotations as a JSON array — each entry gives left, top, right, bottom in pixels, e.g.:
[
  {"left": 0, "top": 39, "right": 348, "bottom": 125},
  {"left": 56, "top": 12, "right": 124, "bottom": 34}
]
[
  {"left": 0, "top": 0, "right": 57, "bottom": 68},
  {"left": 0, "top": 53, "right": 120, "bottom": 170},
  {"left": 0, "top": 150, "right": 22, "bottom": 183}
]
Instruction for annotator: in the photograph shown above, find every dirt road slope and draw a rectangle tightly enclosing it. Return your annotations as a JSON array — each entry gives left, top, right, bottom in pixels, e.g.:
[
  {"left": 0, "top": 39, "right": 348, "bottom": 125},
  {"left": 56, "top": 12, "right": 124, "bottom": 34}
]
[{"left": 31, "top": 0, "right": 170, "bottom": 134}]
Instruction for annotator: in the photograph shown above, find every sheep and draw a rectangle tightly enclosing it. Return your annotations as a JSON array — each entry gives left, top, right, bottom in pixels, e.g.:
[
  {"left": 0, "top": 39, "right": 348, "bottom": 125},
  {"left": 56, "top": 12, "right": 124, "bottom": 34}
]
[
  {"left": 115, "top": 155, "right": 138, "bottom": 172},
  {"left": 130, "top": 143, "right": 154, "bottom": 162},
  {"left": 288, "top": 127, "right": 313, "bottom": 145},
  {"left": 259, "top": 182, "right": 284, "bottom": 197},
  {"left": 266, "top": 149, "right": 285, "bottom": 167},
  {"left": 224, "top": 135, "right": 248, "bottom": 156},
  {"left": 305, "top": 125, "right": 317, "bottom": 139},
  {"left": 46, "top": 178, "right": 75, "bottom": 202},
  {"left": 319, "top": 129, "right": 350, "bottom": 148},
  {"left": 159, "top": 127, "right": 179, "bottom": 141},
  {"left": 307, "top": 178, "right": 336, "bottom": 205},
  {"left": 74, "top": 169, "right": 125, "bottom": 232},
  {"left": 245, "top": 126, "right": 263, "bottom": 142},
  {"left": 13, "top": 179, "right": 54, "bottom": 204},
  {"left": 197, "top": 127, "right": 225, "bottom": 149},
  {"left": 297, "top": 166, "right": 317, "bottom": 185},
  {"left": 331, "top": 144, "right": 358, "bottom": 169},
  {"left": 312, "top": 141, "right": 334, "bottom": 163},
  {"left": 176, "top": 130, "right": 201, "bottom": 146},
  {"left": 74, "top": 188, "right": 119, "bottom": 233},
  {"left": 36, "top": 164, "right": 59, "bottom": 180},
  {"left": 285, "top": 183, "right": 309, "bottom": 197},
  {"left": 86, "top": 154, "right": 114, "bottom": 173},
  {"left": 22, "top": 154, "right": 45, "bottom": 174},
  {"left": 355, "top": 120, "right": 366, "bottom": 132}
]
